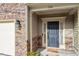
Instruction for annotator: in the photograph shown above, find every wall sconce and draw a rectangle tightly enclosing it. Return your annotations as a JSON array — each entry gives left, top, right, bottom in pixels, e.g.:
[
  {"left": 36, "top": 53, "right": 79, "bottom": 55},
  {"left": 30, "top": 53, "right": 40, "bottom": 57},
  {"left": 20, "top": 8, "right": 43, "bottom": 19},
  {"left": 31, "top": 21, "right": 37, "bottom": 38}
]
[{"left": 15, "top": 20, "right": 21, "bottom": 30}]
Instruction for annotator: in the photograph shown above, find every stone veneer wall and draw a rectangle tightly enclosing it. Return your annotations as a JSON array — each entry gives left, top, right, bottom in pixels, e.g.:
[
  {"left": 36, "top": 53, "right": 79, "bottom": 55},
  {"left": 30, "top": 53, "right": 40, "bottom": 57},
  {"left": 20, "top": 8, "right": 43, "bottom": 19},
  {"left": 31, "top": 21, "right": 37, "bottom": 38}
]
[
  {"left": 65, "top": 15, "right": 74, "bottom": 50},
  {"left": 0, "top": 3, "right": 27, "bottom": 56}
]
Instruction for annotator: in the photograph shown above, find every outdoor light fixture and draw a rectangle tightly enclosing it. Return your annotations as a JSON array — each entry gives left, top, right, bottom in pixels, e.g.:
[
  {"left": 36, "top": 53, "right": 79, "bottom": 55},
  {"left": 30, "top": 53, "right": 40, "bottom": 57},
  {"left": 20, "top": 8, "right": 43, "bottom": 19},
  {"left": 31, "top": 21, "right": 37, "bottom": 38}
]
[{"left": 15, "top": 20, "right": 21, "bottom": 30}]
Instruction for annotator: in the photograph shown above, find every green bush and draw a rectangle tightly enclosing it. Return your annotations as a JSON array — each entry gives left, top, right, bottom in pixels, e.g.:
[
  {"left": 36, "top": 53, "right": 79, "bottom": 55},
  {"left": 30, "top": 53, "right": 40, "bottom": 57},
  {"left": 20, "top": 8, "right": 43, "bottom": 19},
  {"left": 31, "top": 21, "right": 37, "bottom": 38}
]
[{"left": 27, "top": 51, "right": 40, "bottom": 56}]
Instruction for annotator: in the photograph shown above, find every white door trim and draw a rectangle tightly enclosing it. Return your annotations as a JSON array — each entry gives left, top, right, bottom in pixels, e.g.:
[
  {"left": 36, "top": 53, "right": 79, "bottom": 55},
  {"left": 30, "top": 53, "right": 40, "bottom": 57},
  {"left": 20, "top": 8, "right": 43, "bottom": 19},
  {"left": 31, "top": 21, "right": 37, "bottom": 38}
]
[
  {"left": 42, "top": 21, "right": 46, "bottom": 47},
  {"left": 41, "top": 17, "right": 65, "bottom": 49}
]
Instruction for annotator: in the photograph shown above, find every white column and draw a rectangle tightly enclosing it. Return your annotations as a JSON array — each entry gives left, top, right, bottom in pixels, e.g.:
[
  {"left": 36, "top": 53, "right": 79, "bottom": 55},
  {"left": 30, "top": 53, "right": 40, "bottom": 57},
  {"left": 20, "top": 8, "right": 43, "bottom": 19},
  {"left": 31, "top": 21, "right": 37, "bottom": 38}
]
[
  {"left": 30, "top": 11, "right": 33, "bottom": 52},
  {"left": 78, "top": 8, "right": 79, "bottom": 46},
  {"left": 25, "top": 5, "right": 29, "bottom": 53}
]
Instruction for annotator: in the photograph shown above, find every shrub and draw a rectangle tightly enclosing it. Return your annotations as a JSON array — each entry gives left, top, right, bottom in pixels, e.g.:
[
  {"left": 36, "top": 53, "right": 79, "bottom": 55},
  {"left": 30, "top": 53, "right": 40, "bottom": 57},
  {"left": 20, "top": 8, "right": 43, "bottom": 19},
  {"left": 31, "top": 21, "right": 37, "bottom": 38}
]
[{"left": 27, "top": 51, "right": 40, "bottom": 56}]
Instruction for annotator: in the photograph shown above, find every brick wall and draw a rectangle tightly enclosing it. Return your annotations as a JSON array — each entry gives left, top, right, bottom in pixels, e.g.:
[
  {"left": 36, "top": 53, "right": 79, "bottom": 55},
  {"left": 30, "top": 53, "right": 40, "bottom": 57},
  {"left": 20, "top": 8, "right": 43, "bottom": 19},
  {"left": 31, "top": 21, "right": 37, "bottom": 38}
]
[{"left": 0, "top": 3, "right": 27, "bottom": 56}]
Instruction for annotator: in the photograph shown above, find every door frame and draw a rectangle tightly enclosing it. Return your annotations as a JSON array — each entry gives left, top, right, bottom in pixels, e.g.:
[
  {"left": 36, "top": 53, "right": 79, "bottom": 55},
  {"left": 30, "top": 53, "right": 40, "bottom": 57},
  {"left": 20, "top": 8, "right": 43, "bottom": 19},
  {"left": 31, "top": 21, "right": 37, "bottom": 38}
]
[{"left": 41, "top": 17, "right": 65, "bottom": 49}]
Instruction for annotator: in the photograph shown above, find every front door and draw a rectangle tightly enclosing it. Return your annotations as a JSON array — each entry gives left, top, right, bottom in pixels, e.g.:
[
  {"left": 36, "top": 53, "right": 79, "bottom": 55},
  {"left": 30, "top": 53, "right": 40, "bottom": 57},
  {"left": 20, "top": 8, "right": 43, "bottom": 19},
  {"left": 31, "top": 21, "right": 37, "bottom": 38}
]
[{"left": 47, "top": 21, "right": 59, "bottom": 48}]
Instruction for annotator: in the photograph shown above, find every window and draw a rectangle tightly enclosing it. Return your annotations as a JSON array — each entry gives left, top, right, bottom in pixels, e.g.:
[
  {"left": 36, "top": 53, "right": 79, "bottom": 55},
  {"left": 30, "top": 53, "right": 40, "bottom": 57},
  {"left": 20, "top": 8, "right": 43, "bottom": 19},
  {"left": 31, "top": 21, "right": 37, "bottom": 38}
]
[{"left": 60, "top": 22, "right": 63, "bottom": 44}]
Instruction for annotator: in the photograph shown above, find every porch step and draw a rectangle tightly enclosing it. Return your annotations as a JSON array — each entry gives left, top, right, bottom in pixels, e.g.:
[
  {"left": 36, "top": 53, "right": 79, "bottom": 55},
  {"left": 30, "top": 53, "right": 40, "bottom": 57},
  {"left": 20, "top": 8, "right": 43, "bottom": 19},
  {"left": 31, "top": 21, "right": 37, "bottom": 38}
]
[
  {"left": 40, "top": 49, "right": 59, "bottom": 56},
  {"left": 40, "top": 49, "right": 77, "bottom": 56}
]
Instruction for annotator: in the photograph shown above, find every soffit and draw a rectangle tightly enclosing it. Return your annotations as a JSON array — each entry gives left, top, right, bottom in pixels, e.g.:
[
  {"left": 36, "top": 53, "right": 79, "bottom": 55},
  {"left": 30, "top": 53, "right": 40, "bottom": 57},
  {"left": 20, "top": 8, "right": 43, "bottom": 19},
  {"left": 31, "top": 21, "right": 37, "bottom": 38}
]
[{"left": 35, "top": 8, "right": 71, "bottom": 15}]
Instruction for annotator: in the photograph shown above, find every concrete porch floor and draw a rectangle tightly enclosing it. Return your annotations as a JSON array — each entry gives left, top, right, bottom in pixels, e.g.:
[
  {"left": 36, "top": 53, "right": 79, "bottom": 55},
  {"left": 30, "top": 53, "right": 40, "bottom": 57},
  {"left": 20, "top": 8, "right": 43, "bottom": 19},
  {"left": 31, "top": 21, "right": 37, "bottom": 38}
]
[{"left": 37, "top": 49, "right": 79, "bottom": 56}]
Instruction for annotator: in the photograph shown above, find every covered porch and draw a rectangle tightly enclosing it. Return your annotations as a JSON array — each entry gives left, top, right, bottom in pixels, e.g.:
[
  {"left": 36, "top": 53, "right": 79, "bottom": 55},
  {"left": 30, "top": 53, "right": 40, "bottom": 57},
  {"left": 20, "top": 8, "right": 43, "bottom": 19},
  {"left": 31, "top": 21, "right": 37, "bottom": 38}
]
[{"left": 28, "top": 5, "right": 79, "bottom": 56}]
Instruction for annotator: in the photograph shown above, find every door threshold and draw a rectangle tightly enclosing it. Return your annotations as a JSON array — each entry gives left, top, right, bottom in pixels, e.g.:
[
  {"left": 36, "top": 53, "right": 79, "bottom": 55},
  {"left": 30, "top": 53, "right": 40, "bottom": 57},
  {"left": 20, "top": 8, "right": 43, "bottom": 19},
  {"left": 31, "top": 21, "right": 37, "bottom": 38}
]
[{"left": 47, "top": 48, "right": 59, "bottom": 53}]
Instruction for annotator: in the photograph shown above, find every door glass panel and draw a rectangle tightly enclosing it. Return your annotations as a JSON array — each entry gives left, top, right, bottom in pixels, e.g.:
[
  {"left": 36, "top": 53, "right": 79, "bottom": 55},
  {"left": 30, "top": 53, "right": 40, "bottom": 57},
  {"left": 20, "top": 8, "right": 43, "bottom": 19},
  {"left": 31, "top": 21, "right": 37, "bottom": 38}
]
[{"left": 47, "top": 21, "right": 59, "bottom": 47}]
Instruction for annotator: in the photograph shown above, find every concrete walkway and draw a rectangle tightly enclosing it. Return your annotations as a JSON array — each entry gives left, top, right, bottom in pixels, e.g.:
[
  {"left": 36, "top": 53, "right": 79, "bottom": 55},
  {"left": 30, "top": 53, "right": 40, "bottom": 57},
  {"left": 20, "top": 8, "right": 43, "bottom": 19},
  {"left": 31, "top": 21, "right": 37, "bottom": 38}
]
[
  {"left": 0, "top": 53, "right": 11, "bottom": 56},
  {"left": 40, "top": 49, "right": 78, "bottom": 56}
]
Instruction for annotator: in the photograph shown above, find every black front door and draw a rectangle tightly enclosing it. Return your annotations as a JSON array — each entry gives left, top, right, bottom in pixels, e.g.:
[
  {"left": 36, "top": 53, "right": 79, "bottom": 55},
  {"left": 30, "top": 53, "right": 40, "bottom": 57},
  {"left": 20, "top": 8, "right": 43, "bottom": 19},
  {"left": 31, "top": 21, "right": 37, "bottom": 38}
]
[{"left": 47, "top": 21, "right": 59, "bottom": 47}]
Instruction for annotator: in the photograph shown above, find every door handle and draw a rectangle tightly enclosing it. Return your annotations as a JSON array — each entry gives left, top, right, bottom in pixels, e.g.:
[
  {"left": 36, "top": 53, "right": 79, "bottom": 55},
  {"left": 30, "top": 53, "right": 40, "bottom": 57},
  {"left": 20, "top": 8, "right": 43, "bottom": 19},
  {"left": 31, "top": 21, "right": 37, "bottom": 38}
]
[{"left": 42, "top": 33, "right": 43, "bottom": 37}]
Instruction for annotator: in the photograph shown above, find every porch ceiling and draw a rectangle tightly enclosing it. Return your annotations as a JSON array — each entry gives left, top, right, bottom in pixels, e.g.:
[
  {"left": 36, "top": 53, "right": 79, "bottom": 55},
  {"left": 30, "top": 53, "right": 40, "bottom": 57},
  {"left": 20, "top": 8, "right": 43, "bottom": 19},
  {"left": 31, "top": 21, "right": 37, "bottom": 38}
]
[
  {"left": 30, "top": 3, "right": 78, "bottom": 19},
  {"left": 33, "top": 7, "right": 77, "bottom": 16},
  {"left": 33, "top": 7, "right": 77, "bottom": 18},
  {"left": 35, "top": 8, "right": 71, "bottom": 15}
]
